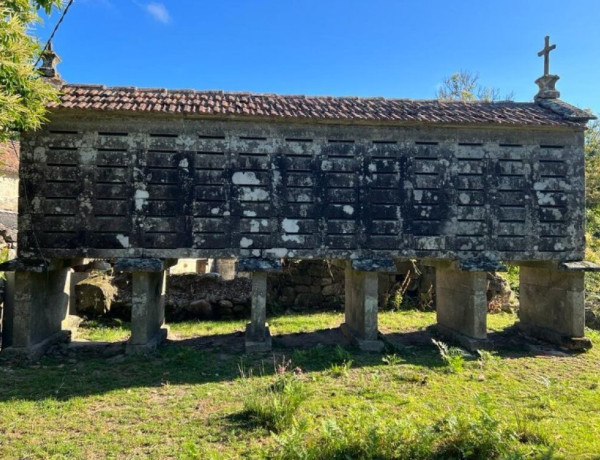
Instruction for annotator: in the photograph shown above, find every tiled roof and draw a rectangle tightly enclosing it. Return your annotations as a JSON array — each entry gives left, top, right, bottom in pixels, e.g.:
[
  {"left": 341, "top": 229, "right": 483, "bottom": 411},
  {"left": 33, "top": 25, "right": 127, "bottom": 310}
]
[
  {"left": 51, "top": 84, "right": 593, "bottom": 127},
  {"left": 0, "top": 141, "right": 19, "bottom": 174}
]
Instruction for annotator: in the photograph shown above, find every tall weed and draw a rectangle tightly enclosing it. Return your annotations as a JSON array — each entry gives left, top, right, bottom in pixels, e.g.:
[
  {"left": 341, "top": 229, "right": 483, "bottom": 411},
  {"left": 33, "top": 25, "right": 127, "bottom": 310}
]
[
  {"left": 432, "top": 339, "right": 465, "bottom": 373},
  {"left": 239, "top": 358, "right": 308, "bottom": 433},
  {"left": 272, "top": 398, "right": 550, "bottom": 459}
]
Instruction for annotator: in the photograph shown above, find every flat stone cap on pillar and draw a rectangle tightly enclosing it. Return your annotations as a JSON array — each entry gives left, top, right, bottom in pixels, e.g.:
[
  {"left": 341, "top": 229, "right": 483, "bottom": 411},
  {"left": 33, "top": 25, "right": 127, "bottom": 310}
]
[
  {"left": 351, "top": 258, "right": 396, "bottom": 272},
  {"left": 0, "top": 258, "right": 50, "bottom": 272},
  {"left": 458, "top": 258, "right": 507, "bottom": 272},
  {"left": 236, "top": 258, "right": 282, "bottom": 272},
  {"left": 114, "top": 258, "right": 173, "bottom": 272},
  {"left": 560, "top": 261, "right": 600, "bottom": 272}
]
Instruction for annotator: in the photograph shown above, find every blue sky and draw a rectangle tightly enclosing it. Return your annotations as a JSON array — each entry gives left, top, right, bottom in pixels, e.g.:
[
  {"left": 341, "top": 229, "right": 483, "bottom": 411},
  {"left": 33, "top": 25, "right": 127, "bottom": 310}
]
[{"left": 36, "top": 0, "right": 600, "bottom": 115}]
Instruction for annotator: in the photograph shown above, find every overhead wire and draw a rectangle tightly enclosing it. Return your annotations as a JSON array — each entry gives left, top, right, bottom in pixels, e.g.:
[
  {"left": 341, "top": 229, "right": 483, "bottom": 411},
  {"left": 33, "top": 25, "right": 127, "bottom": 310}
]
[
  {"left": 34, "top": 0, "right": 75, "bottom": 67},
  {"left": 12, "top": 0, "right": 76, "bottom": 261}
]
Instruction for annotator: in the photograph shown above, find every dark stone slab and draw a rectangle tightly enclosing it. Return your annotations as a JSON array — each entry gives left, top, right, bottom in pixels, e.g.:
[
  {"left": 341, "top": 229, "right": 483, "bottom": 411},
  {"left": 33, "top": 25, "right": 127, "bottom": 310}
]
[
  {"left": 458, "top": 258, "right": 507, "bottom": 272},
  {"left": 351, "top": 258, "right": 396, "bottom": 272},
  {"left": 0, "top": 258, "right": 49, "bottom": 272},
  {"left": 560, "top": 261, "right": 600, "bottom": 272},
  {"left": 237, "top": 258, "right": 283, "bottom": 272},
  {"left": 114, "top": 258, "right": 165, "bottom": 273}
]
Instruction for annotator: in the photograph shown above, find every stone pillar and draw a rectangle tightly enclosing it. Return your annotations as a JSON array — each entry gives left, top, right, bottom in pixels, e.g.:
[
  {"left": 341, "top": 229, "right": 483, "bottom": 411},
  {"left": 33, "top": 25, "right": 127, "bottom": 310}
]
[
  {"left": 213, "top": 258, "right": 236, "bottom": 280},
  {"left": 341, "top": 264, "right": 384, "bottom": 351},
  {"left": 1, "top": 262, "right": 72, "bottom": 360},
  {"left": 435, "top": 262, "right": 488, "bottom": 350},
  {"left": 245, "top": 272, "right": 271, "bottom": 352},
  {"left": 519, "top": 263, "right": 590, "bottom": 349},
  {"left": 127, "top": 270, "right": 168, "bottom": 354}
]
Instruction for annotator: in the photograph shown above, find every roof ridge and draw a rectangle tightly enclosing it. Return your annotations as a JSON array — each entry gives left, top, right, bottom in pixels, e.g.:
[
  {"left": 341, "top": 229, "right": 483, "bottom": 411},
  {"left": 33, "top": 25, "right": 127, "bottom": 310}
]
[{"left": 61, "top": 84, "right": 532, "bottom": 104}]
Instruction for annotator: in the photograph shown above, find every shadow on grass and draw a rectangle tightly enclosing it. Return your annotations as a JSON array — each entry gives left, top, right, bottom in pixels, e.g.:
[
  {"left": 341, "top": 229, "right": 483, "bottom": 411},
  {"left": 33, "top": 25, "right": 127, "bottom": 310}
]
[
  {"left": 0, "top": 319, "right": 584, "bottom": 403},
  {"left": 221, "top": 411, "right": 265, "bottom": 433},
  {"left": 0, "top": 326, "right": 435, "bottom": 402}
]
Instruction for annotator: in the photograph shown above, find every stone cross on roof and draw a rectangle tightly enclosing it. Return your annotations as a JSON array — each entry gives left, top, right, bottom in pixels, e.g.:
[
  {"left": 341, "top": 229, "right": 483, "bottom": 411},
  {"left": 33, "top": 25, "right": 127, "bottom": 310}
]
[
  {"left": 535, "top": 36, "right": 560, "bottom": 100},
  {"left": 537, "top": 35, "right": 556, "bottom": 76}
]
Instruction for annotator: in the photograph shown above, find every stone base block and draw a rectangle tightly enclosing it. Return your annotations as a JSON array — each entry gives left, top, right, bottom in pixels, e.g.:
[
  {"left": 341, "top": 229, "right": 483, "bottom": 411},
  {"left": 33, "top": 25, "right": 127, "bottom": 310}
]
[
  {"left": 436, "top": 324, "right": 490, "bottom": 352},
  {"left": 67, "top": 340, "right": 126, "bottom": 358},
  {"left": 435, "top": 264, "right": 487, "bottom": 341},
  {"left": 340, "top": 323, "right": 384, "bottom": 352},
  {"left": 125, "top": 327, "right": 169, "bottom": 355},
  {"left": 517, "top": 322, "right": 592, "bottom": 351},
  {"left": 0, "top": 330, "right": 71, "bottom": 362},
  {"left": 245, "top": 324, "right": 272, "bottom": 353},
  {"left": 62, "top": 314, "right": 84, "bottom": 330}
]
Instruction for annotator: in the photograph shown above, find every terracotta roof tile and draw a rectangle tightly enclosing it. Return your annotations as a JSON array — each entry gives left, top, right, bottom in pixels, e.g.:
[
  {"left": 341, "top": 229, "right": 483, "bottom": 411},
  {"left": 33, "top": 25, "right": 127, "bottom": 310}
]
[{"left": 48, "top": 84, "right": 594, "bottom": 127}]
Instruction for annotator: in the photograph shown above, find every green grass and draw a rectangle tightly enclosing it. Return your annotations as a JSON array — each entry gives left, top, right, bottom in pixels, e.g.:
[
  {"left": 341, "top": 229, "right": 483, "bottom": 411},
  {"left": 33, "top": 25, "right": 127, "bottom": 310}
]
[
  {"left": 75, "top": 318, "right": 131, "bottom": 342},
  {"left": 239, "top": 359, "right": 309, "bottom": 433},
  {"left": 1, "top": 311, "right": 600, "bottom": 458}
]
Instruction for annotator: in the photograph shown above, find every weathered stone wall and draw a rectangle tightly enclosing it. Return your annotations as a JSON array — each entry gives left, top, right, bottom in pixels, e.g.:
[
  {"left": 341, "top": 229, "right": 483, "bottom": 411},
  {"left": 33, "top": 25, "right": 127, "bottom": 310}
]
[
  {"left": 0, "top": 210, "right": 17, "bottom": 250},
  {"left": 18, "top": 113, "right": 585, "bottom": 265},
  {"left": 0, "top": 173, "right": 18, "bottom": 213},
  {"left": 268, "top": 260, "right": 345, "bottom": 310},
  {"left": 108, "top": 272, "right": 253, "bottom": 321},
  {"left": 78, "top": 260, "right": 436, "bottom": 321}
]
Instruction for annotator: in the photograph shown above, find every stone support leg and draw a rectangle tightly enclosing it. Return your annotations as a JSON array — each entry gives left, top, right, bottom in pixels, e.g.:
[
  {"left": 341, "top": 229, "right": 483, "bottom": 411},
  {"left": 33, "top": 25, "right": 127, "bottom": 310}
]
[
  {"left": 341, "top": 265, "right": 384, "bottom": 351},
  {"left": 1, "top": 263, "right": 72, "bottom": 360},
  {"left": 245, "top": 272, "right": 271, "bottom": 352},
  {"left": 126, "top": 270, "right": 168, "bottom": 354},
  {"left": 519, "top": 263, "right": 590, "bottom": 349},
  {"left": 435, "top": 262, "right": 488, "bottom": 351}
]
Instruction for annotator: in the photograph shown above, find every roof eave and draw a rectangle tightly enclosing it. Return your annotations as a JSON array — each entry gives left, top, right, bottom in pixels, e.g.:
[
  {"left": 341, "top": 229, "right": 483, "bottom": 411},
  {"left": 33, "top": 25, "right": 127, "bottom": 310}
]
[
  {"left": 535, "top": 98, "right": 596, "bottom": 122},
  {"left": 45, "top": 106, "right": 586, "bottom": 131}
]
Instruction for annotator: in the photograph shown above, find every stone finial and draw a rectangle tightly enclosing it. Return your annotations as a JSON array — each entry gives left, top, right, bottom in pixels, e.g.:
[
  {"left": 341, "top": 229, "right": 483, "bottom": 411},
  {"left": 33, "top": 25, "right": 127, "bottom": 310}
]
[
  {"left": 535, "top": 36, "right": 560, "bottom": 100},
  {"left": 39, "top": 42, "right": 61, "bottom": 80}
]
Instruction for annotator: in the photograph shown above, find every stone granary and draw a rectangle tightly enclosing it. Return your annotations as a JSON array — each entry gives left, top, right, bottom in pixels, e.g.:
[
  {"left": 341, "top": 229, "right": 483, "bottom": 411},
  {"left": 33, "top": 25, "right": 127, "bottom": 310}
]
[{"left": 1, "top": 41, "right": 598, "bottom": 358}]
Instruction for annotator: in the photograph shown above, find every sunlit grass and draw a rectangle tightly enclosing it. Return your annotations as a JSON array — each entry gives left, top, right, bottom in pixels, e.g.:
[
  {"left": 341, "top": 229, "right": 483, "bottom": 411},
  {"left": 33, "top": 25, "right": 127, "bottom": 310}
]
[
  {"left": 7, "top": 310, "right": 598, "bottom": 458},
  {"left": 76, "top": 310, "right": 519, "bottom": 343}
]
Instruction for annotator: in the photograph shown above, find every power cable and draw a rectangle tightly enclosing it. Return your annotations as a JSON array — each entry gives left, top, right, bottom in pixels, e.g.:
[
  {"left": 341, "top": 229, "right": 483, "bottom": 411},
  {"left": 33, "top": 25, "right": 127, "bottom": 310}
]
[{"left": 34, "top": 0, "right": 75, "bottom": 67}]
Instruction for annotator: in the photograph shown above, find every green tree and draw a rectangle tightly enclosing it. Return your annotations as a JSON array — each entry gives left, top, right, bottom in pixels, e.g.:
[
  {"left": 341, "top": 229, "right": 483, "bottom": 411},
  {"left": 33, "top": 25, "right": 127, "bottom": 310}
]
[
  {"left": 585, "top": 120, "right": 600, "bottom": 263},
  {"left": 437, "top": 70, "right": 513, "bottom": 102},
  {"left": 585, "top": 120, "right": 600, "bottom": 208},
  {"left": 0, "top": 0, "right": 63, "bottom": 142},
  {"left": 585, "top": 119, "right": 600, "bottom": 312}
]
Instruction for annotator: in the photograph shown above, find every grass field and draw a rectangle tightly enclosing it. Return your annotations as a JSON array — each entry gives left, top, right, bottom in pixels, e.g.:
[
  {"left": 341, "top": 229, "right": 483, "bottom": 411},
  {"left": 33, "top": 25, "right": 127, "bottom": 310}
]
[{"left": 0, "top": 311, "right": 599, "bottom": 459}]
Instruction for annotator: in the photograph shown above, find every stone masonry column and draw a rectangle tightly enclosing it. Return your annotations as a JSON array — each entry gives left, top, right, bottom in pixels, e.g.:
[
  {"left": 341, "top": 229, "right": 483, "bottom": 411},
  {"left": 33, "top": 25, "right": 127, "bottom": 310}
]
[
  {"left": 127, "top": 270, "right": 168, "bottom": 354},
  {"left": 1, "top": 260, "right": 73, "bottom": 360},
  {"left": 435, "top": 262, "right": 488, "bottom": 350},
  {"left": 341, "top": 262, "right": 384, "bottom": 352},
  {"left": 113, "top": 258, "right": 175, "bottom": 354},
  {"left": 237, "top": 258, "right": 282, "bottom": 353},
  {"left": 245, "top": 271, "right": 271, "bottom": 352},
  {"left": 519, "top": 262, "right": 590, "bottom": 350}
]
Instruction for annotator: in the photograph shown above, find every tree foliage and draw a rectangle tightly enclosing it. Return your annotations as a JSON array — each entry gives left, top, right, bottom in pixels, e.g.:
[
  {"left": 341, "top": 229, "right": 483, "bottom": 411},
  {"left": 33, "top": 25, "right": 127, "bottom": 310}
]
[
  {"left": 585, "top": 120, "right": 600, "bottom": 208},
  {"left": 0, "top": 0, "right": 62, "bottom": 141},
  {"left": 437, "top": 71, "right": 513, "bottom": 102},
  {"left": 584, "top": 119, "right": 600, "bottom": 311},
  {"left": 585, "top": 120, "right": 600, "bottom": 264}
]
